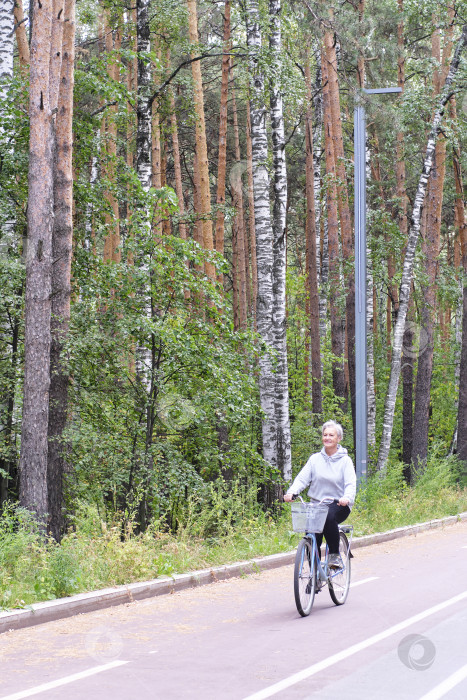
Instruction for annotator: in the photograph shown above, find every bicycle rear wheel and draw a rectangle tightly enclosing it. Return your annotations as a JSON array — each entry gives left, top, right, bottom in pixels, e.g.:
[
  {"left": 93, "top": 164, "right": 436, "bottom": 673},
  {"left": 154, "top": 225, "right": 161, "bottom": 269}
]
[
  {"left": 294, "top": 538, "right": 316, "bottom": 616},
  {"left": 328, "top": 531, "right": 351, "bottom": 605}
]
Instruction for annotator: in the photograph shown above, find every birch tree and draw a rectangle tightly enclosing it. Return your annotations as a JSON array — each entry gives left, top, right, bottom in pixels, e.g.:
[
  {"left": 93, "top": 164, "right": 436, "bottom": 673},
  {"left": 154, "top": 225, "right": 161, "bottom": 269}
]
[
  {"left": 0, "top": 0, "right": 15, "bottom": 239},
  {"left": 136, "top": 0, "right": 152, "bottom": 195},
  {"left": 246, "top": 0, "right": 277, "bottom": 469},
  {"left": 231, "top": 75, "right": 248, "bottom": 330},
  {"left": 0, "top": 0, "right": 15, "bottom": 505},
  {"left": 245, "top": 104, "right": 257, "bottom": 323},
  {"left": 411, "top": 16, "right": 453, "bottom": 470},
  {"left": 269, "top": 0, "right": 291, "bottom": 479},
  {"left": 376, "top": 24, "right": 467, "bottom": 472}
]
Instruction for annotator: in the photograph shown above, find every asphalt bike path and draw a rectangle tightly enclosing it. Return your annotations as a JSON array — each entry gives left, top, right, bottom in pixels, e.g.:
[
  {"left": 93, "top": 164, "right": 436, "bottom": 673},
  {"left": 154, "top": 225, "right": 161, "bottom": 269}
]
[{"left": 0, "top": 520, "right": 466, "bottom": 699}]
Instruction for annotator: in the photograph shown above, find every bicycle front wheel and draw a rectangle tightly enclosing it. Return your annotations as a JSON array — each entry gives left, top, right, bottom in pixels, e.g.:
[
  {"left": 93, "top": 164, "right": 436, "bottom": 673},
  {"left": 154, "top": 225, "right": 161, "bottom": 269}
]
[
  {"left": 328, "top": 531, "right": 351, "bottom": 605},
  {"left": 294, "top": 538, "right": 316, "bottom": 616}
]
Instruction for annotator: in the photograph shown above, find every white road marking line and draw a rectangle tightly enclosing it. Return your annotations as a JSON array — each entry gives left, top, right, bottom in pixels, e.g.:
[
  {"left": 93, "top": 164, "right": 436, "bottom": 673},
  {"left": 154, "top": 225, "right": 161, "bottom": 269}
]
[
  {"left": 0, "top": 660, "right": 129, "bottom": 700},
  {"left": 243, "top": 590, "right": 467, "bottom": 700},
  {"left": 418, "top": 662, "right": 467, "bottom": 700},
  {"left": 350, "top": 576, "right": 379, "bottom": 587}
]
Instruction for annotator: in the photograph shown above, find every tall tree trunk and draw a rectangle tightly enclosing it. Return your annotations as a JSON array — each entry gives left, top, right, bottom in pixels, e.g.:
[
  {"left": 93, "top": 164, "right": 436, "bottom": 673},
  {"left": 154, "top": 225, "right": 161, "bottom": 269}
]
[
  {"left": 376, "top": 24, "right": 467, "bottom": 471},
  {"left": 151, "top": 59, "right": 163, "bottom": 239},
  {"left": 102, "top": 8, "right": 120, "bottom": 262},
  {"left": 411, "top": 17, "right": 453, "bottom": 470},
  {"left": 48, "top": 0, "right": 64, "bottom": 113},
  {"left": 396, "top": 0, "right": 413, "bottom": 474},
  {"left": 187, "top": 0, "right": 215, "bottom": 282},
  {"left": 246, "top": 0, "right": 276, "bottom": 468},
  {"left": 371, "top": 136, "right": 399, "bottom": 358},
  {"left": 402, "top": 297, "right": 415, "bottom": 476},
  {"left": 19, "top": 0, "right": 55, "bottom": 524},
  {"left": 0, "top": 0, "right": 16, "bottom": 505},
  {"left": 312, "top": 52, "right": 327, "bottom": 342},
  {"left": 169, "top": 88, "right": 187, "bottom": 242},
  {"left": 214, "top": 0, "right": 230, "bottom": 275},
  {"left": 321, "top": 47, "right": 346, "bottom": 402},
  {"left": 14, "top": 0, "right": 30, "bottom": 73},
  {"left": 453, "top": 103, "right": 467, "bottom": 478},
  {"left": 1, "top": 0, "right": 15, "bottom": 235},
  {"left": 231, "top": 75, "right": 248, "bottom": 329},
  {"left": 324, "top": 14, "right": 356, "bottom": 433},
  {"left": 269, "top": 0, "right": 291, "bottom": 479},
  {"left": 246, "top": 104, "right": 257, "bottom": 324},
  {"left": 304, "top": 46, "right": 322, "bottom": 415},
  {"left": 0, "top": 0, "right": 14, "bottom": 84},
  {"left": 47, "top": 0, "right": 75, "bottom": 541},
  {"left": 136, "top": 0, "right": 151, "bottom": 195}
]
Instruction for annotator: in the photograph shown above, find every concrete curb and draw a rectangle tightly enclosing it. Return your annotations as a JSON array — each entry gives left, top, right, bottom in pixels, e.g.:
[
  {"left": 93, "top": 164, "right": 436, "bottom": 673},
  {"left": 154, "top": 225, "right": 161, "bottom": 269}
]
[{"left": 1, "top": 511, "right": 466, "bottom": 634}]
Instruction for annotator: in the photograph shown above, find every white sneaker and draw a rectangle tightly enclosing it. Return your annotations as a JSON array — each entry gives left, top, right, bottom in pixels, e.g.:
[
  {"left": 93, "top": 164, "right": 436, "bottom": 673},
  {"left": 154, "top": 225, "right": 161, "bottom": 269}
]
[{"left": 328, "top": 554, "right": 343, "bottom": 570}]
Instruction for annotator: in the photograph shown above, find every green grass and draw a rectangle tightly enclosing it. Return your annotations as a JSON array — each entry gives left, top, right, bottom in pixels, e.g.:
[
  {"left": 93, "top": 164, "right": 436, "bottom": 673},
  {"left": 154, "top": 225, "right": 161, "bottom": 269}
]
[{"left": 1, "top": 455, "right": 466, "bottom": 610}]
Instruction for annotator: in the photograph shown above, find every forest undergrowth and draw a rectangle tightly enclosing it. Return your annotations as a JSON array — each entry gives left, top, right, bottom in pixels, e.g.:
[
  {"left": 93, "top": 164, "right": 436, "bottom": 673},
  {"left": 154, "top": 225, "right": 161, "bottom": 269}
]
[{"left": 1, "top": 455, "right": 466, "bottom": 611}]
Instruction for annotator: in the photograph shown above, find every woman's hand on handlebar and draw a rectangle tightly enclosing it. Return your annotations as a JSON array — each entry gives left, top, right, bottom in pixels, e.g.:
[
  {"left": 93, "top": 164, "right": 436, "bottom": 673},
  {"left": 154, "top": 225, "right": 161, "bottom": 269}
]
[{"left": 283, "top": 493, "right": 294, "bottom": 502}]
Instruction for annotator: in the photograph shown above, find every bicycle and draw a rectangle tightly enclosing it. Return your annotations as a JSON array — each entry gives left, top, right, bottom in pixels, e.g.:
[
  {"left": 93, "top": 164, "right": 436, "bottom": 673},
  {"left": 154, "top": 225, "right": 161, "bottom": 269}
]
[{"left": 291, "top": 497, "right": 353, "bottom": 617}]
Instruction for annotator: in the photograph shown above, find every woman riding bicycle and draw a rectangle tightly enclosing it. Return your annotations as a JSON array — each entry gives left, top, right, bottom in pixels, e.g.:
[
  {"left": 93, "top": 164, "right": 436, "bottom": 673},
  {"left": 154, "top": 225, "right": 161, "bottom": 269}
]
[{"left": 284, "top": 420, "right": 356, "bottom": 569}]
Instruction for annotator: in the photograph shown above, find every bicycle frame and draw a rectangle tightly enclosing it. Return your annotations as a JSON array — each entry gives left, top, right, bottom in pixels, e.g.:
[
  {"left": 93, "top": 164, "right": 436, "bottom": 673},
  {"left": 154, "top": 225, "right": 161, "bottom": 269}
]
[
  {"left": 303, "top": 532, "right": 329, "bottom": 587},
  {"left": 302, "top": 524, "right": 353, "bottom": 586}
]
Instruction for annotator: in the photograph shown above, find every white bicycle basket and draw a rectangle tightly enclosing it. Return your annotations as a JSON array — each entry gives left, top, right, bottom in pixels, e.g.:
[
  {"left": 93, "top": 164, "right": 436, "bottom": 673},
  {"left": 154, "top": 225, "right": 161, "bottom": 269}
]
[{"left": 291, "top": 502, "right": 328, "bottom": 533}]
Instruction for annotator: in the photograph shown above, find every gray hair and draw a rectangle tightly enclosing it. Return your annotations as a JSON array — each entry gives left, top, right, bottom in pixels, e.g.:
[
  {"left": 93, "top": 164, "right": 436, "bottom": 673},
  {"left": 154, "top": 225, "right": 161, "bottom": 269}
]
[{"left": 321, "top": 420, "right": 343, "bottom": 440}]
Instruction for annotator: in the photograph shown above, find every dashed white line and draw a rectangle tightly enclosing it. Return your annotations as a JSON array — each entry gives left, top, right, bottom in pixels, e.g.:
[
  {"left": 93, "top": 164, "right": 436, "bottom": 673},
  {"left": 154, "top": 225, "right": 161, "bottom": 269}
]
[
  {"left": 418, "top": 662, "right": 467, "bottom": 700},
  {"left": 350, "top": 576, "right": 379, "bottom": 587},
  {"left": 243, "top": 590, "right": 467, "bottom": 700},
  {"left": 0, "top": 660, "right": 129, "bottom": 700}
]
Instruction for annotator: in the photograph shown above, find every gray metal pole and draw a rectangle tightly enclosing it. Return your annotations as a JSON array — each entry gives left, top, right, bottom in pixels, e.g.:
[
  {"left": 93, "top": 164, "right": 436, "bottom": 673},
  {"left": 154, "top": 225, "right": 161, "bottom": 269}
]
[
  {"left": 354, "top": 102, "right": 367, "bottom": 489},
  {"left": 354, "top": 87, "right": 402, "bottom": 490}
]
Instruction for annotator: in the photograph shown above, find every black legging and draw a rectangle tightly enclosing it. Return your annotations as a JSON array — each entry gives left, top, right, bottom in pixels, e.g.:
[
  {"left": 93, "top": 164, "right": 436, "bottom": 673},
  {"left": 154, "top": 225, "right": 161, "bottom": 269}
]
[{"left": 315, "top": 500, "right": 350, "bottom": 554}]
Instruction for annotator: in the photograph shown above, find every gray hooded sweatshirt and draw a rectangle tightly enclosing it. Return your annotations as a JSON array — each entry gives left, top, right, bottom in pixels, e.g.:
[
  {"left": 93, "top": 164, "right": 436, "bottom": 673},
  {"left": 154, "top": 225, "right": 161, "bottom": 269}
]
[{"left": 286, "top": 445, "right": 356, "bottom": 508}]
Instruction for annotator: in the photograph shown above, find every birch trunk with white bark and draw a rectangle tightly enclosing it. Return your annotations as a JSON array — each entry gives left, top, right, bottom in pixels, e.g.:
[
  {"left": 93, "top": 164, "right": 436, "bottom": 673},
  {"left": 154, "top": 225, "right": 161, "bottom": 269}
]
[
  {"left": 246, "top": 104, "right": 257, "bottom": 324},
  {"left": 246, "top": 0, "right": 276, "bottom": 468},
  {"left": 269, "top": 0, "right": 291, "bottom": 480},
  {"left": 0, "top": 1, "right": 14, "bottom": 91},
  {"left": 136, "top": 0, "right": 152, "bottom": 195},
  {"left": 0, "top": 0, "right": 15, "bottom": 239},
  {"left": 231, "top": 76, "right": 248, "bottom": 330},
  {"left": 376, "top": 24, "right": 467, "bottom": 471},
  {"left": 0, "top": 0, "right": 15, "bottom": 504},
  {"left": 411, "top": 16, "right": 453, "bottom": 470}
]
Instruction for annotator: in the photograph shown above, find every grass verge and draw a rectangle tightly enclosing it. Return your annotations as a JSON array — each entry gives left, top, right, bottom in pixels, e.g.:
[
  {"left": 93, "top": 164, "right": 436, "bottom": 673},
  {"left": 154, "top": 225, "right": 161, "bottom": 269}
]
[{"left": 1, "top": 456, "right": 466, "bottom": 610}]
